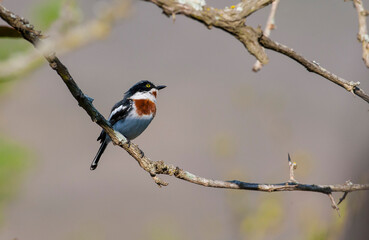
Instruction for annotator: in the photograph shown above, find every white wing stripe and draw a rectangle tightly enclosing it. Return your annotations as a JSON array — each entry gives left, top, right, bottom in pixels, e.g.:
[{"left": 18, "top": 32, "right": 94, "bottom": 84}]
[{"left": 109, "top": 105, "right": 127, "bottom": 120}]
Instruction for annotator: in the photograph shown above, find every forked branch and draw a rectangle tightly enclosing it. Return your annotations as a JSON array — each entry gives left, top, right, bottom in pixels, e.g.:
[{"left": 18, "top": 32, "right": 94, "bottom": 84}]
[
  {"left": 253, "top": 0, "right": 280, "bottom": 72},
  {"left": 145, "top": 0, "right": 369, "bottom": 104}
]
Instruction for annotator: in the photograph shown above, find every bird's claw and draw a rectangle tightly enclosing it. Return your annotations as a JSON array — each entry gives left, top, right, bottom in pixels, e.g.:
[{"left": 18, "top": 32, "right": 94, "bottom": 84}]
[
  {"left": 124, "top": 139, "right": 131, "bottom": 148},
  {"left": 139, "top": 149, "right": 145, "bottom": 158}
]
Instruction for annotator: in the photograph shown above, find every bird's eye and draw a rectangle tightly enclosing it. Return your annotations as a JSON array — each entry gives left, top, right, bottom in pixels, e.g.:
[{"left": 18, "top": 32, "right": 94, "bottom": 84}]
[{"left": 146, "top": 83, "right": 151, "bottom": 88}]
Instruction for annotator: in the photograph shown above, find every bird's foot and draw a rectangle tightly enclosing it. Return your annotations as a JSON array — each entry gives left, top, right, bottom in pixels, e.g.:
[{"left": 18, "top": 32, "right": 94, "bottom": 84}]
[{"left": 124, "top": 139, "right": 131, "bottom": 148}]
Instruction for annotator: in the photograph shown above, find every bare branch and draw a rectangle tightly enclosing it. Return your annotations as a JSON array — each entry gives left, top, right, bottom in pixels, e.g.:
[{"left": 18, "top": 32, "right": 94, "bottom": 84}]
[
  {"left": 350, "top": 0, "right": 369, "bottom": 67},
  {"left": 328, "top": 193, "right": 341, "bottom": 216},
  {"left": 1, "top": 4, "right": 369, "bottom": 211},
  {"left": 338, "top": 180, "right": 353, "bottom": 205},
  {"left": 258, "top": 35, "right": 369, "bottom": 104},
  {"left": 253, "top": 0, "right": 280, "bottom": 72},
  {"left": 288, "top": 153, "right": 297, "bottom": 183},
  {"left": 338, "top": 192, "right": 349, "bottom": 205},
  {"left": 145, "top": 0, "right": 274, "bottom": 64},
  {"left": 145, "top": 0, "right": 369, "bottom": 104}
]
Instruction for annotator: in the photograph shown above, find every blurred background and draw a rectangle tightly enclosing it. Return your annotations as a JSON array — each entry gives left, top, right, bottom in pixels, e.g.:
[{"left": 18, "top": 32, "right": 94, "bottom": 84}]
[{"left": 0, "top": 0, "right": 368, "bottom": 239}]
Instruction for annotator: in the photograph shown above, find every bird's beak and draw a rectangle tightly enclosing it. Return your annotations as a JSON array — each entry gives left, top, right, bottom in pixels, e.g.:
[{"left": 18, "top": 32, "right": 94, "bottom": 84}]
[{"left": 157, "top": 85, "right": 166, "bottom": 90}]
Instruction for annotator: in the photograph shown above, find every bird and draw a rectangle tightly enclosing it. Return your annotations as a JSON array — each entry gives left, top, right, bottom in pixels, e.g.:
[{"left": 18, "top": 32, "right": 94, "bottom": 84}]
[{"left": 90, "top": 80, "right": 166, "bottom": 170}]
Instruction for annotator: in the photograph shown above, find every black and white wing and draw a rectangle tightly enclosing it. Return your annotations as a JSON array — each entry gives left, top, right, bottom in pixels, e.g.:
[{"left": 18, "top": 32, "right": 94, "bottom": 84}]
[{"left": 96, "top": 99, "right": 133, "bottom": 143}]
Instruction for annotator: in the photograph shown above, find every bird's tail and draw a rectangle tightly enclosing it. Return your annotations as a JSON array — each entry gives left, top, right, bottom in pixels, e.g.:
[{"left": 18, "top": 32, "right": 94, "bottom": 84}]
[{"left": 90, "top": 140, "right": 108, "bottom": 170}]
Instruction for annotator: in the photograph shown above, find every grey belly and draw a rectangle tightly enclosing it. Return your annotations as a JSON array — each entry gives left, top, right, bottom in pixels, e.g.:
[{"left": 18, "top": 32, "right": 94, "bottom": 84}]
[{"left": 113, "top": 117, "right": 153, "bottom": 140}]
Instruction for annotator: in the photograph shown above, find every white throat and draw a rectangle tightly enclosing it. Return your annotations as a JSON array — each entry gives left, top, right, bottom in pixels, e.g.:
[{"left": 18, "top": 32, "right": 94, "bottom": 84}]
[{"left": 129, "top": 89, "right": 157, "bottom": 102}]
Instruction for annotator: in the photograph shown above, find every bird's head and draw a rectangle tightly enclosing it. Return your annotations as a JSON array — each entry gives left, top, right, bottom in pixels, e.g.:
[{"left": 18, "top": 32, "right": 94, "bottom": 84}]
[{"left": 125, "top": 80, "right": 166, "bottom": 100}]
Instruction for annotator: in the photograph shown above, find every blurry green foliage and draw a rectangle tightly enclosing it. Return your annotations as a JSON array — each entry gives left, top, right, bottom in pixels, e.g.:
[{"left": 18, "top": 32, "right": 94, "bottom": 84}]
[
  {"left": 0, "top": 78, "right": 14, "bottom": 95},
  {"left": 0, "top": 0, "right": 62, "bottom": 59},
  {"left": 0, "top": 0, "right": 64, "bottom": 82},
  {"left": 0, "top": 38, "right": 30, "bottom": 61},
  {"left": 0, "top": 0, "right": 64, "bottom": 228},
  {"left": 0, "top": 1, "right": 63, "bottom": 222},
  {"left": 0, "top": 137, "right": 30, "bottom": 224},
  {"left": 0, "top": 37, "right": 29, "bottom": 83},
  {"left": 31, "top": 0, "right": 63, "bottom": 31}
]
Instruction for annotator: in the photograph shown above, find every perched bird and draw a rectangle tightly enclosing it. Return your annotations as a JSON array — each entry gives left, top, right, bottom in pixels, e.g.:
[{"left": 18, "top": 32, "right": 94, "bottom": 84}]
[{"left": 91, "top": 80, "right": 166, "bottom": 170}]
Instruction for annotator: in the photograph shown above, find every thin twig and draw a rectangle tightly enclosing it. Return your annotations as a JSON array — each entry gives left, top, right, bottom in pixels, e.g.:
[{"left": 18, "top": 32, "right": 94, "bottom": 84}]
[
  {"left": 328, "top": 193, "right": 341, "bottom": 216},
  {"left": 253, "top": 0, "right": 280, "bottom": 72},
  {"left": 1, "top": 4, "right": 369, "bottom": 208},
  {"left": 338, "top": 180, "right": 353, "bottom": 205},
  {"left": 351, "top": 0, "right": 369, "bottom": 67},
  {"left": 258, "top": 35, "right": 369, "bottom": 103},
  {"left": 288, "top": 153, "right": 297, "bottom": 183},
  {"left": 338, "top": 192, "right": 349, "bottom": 205}
]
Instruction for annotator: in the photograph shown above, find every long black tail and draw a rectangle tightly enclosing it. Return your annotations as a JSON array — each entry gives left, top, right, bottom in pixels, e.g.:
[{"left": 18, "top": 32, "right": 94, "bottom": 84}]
[{"left": 90, "top": 140, "right": 108, "bottom": 170}]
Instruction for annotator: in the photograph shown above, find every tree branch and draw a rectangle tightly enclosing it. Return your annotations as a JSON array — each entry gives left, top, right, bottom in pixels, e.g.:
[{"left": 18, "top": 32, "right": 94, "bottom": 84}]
[
  {"left": 349, "top": 0, "right": 369, "bottom": 68},
  {"left": 1, "top": 3, "right": 368, "bottom": 211},
  {"left": 145, "top": 0, "right": 274, "bottom": 64},
  {"left": 258, "top": 35, "right": 369, "bottom": 103},
  {"left": 145, "top": 0, "right": 369, "bottom": 104},
  {"left": 253, "top": 0, "right": 280, "bottom": 72}
]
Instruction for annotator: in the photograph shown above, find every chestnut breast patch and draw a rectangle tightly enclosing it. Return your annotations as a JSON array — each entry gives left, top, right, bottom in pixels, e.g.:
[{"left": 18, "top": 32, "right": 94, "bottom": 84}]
[{"left": 134, "top": 99, "right": 156, "bottom": 116}]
